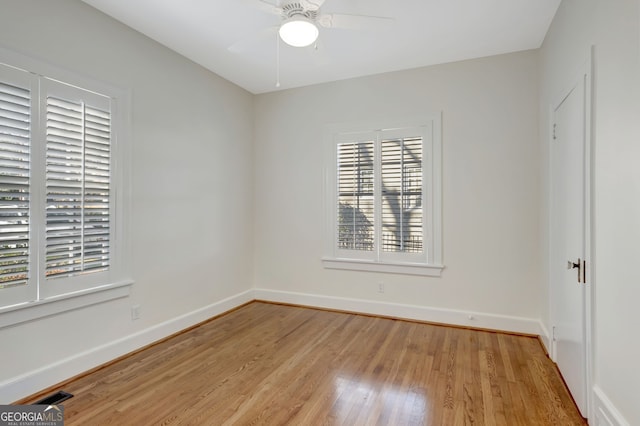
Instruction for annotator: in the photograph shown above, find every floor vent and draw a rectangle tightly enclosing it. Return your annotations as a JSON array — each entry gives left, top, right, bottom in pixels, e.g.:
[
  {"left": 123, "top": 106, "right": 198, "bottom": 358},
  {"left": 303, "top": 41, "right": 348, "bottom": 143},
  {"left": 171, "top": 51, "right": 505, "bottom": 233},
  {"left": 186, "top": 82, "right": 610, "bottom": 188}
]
[{"left": 34, "top": 391, "right": 73, "bottom": 405}]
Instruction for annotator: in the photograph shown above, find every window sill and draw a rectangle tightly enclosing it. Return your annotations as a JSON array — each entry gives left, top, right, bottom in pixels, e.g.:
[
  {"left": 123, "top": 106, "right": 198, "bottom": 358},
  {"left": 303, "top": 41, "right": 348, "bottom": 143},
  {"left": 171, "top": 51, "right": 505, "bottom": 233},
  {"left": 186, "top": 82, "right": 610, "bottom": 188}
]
[
  {"left": 0, "top": 280, "right": 133, "bottom": 329},
  {"left": 322, "top": 258, "right": 444, "bottom": 277}
]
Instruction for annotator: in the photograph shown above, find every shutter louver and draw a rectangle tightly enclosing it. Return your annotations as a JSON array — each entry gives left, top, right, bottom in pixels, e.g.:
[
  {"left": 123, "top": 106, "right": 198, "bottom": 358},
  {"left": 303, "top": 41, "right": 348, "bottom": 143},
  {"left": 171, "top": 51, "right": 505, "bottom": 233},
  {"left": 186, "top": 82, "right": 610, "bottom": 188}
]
[
  {"left": 83, "top": 106, "right": 110, "bottom": 272},
  {"left": 0, "top": 81, "right": 30, "bottom": 289},
  {"left": 337, "top": 142, "right": 374, "bottom": 251},
  {"left": 46, "top": 96, "right": 111, "bottom": 278},
  {"left": 381, "top": 137, "right": 423, "bottom": 253}
]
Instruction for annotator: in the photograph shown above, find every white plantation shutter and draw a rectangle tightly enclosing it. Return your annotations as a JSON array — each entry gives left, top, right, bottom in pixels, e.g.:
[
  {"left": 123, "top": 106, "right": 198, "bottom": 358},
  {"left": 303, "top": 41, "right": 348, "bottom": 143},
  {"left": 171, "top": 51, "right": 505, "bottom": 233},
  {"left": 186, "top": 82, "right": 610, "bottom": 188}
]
[
  {"left": 380, "top": 136, "right": 423, "bottom": 253},
  {"left": 337, "top": 141, "right": 375, "bottom": 251},
  {"left": 0, "top": 75, "right": 31, "bottom": 290},
  {"left": 335, "top": 133, "right": 425, "bottom": 257},
  {"left": 45, "top": 89, "right": 111, "bottom": 279}
]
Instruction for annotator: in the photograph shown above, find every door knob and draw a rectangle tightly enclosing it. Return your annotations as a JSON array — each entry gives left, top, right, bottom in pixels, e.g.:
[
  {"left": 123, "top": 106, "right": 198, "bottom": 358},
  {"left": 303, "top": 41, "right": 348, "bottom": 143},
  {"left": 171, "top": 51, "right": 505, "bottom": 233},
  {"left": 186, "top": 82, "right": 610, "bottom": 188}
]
[{"left": 567, "top": 260, "right": 580, "bottom": 270}]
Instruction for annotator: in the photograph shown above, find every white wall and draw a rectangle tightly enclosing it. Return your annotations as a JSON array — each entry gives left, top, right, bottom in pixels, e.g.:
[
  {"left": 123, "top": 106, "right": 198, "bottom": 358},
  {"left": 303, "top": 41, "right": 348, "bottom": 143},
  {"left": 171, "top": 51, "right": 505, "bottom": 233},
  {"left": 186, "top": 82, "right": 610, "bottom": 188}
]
[
  {"left": 254, "top": 51, "right": 543, "bottom": 331},
  {"left": 541, "top": 1, "right": 640, "bottom": 424},
  {"left": 0, "top": 0, "right": 254, "bottom": 402}
]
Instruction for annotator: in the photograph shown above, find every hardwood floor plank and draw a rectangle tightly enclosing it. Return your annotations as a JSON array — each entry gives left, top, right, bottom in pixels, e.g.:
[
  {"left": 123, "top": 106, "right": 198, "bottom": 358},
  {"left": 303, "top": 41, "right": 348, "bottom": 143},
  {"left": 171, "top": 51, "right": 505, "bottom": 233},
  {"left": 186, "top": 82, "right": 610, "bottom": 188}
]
[{"left": 21, "top": 302, "right": 586, "bottom": 425}]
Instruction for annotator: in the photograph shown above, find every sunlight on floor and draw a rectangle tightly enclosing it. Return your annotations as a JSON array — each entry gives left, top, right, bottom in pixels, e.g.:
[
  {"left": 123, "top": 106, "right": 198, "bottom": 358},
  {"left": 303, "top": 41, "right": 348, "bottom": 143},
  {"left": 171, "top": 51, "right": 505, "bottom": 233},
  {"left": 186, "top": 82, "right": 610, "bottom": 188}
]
[{"left": 332, "top": 374, "right": 428, "bottom": 422}]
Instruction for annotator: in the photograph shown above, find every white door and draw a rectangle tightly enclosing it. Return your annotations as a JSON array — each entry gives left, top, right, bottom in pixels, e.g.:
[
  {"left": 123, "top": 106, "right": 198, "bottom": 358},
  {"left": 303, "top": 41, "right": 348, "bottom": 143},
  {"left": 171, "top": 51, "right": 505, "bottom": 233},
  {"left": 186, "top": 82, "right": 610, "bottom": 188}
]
[{"left": 550, "top": 73, "right": 589, "bottom": 417}]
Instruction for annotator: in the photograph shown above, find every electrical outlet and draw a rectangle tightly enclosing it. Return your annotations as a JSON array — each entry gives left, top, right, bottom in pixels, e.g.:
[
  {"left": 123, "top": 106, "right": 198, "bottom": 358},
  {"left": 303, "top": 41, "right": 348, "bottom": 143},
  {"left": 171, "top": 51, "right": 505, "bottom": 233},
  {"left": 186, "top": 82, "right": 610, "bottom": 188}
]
[
  {"left": 131, "top": 304, "right": 141, "bottom": 320},
  {"left": 378, "top": 282, "right": 385, "bottom": 293}
]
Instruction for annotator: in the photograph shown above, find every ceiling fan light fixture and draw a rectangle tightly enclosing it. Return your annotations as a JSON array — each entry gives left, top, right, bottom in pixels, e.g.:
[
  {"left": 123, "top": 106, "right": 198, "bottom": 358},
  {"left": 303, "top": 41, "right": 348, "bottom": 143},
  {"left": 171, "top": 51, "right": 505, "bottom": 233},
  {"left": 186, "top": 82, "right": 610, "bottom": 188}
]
[{"left": 279, "top": 16, "right": 319, "bottom": 47}]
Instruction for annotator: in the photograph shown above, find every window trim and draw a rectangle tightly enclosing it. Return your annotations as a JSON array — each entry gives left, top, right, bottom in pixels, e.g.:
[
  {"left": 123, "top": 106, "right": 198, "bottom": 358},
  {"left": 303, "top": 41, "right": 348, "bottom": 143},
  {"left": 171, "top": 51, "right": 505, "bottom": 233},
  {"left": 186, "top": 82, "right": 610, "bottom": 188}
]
[
  {"left": 0, "top": 47, "right": 133, "bottom": 325},
  {"left": 323, "top": 115, "right": 443, "bottom": 276},
  {"left": 0, "top": 279, "right": 133, "bottom": 329}
]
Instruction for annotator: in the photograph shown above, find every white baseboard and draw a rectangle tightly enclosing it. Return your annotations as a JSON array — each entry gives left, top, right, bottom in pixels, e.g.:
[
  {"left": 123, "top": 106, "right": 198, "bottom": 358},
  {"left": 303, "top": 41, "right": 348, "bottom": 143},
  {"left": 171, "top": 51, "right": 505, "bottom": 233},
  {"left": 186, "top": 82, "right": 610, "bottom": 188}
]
[
  {"left": 0, "top": 289, "right": 254, "bottom": 404},
  {"left": 592, "top": 385, "right": 630, "bottom": 426},
  {"left": 253, "top": 288, "right": 546, "bottom": 336}
]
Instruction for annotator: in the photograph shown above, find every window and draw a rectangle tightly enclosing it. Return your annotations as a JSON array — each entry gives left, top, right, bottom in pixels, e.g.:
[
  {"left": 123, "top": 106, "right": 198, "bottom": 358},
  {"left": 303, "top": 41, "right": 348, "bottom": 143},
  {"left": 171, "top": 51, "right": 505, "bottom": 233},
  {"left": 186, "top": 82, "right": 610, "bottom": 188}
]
[
  {"left": 0, "top": 55, "right": 131, "bottom": 320},
  {"left": 323, "top": 116, "right": 443, "bottom": 276}
]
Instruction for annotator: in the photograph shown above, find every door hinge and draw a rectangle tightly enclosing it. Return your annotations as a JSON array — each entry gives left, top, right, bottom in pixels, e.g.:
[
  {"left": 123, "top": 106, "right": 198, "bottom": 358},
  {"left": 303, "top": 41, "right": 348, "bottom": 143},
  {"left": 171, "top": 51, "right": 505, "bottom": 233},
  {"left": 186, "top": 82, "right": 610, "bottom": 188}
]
[
  {"left": 553, "top": 123, "right": 557, "bottom": 140},
  {"left": 552, "top": 326, "right": 556, "bottom": 342}
]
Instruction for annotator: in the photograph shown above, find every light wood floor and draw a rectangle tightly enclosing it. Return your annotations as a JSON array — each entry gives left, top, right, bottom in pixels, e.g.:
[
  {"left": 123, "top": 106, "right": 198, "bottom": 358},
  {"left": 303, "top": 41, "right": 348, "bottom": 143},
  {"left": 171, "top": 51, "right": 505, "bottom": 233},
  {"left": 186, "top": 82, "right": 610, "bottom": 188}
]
[{"left": 23, "top": 302, "right": 586, "bottom": 425}]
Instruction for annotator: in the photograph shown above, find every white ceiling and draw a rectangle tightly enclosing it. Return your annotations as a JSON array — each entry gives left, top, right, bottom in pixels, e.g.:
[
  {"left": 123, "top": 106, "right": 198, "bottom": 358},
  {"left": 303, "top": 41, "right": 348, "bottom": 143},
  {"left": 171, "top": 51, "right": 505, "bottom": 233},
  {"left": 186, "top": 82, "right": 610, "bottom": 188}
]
[{"left": 81, "top": 0, "right": 560, "bottom": 94}]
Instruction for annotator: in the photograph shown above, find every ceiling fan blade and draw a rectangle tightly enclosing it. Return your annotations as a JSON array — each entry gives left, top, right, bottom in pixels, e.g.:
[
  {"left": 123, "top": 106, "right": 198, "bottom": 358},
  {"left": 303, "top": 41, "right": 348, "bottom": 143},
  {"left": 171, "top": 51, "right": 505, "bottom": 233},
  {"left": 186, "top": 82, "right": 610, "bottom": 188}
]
[
  {"left": 228, "top": 27, "right": 278, "bottom": 53},
  {"left": 317, "top": 13, "right": 394, "bottom": 30},
  {"left": 256, "top": 0, "right": 282, "bottom": 15},
  {"left": 300, "top": 0, "right": 327, "bottom": 11}
]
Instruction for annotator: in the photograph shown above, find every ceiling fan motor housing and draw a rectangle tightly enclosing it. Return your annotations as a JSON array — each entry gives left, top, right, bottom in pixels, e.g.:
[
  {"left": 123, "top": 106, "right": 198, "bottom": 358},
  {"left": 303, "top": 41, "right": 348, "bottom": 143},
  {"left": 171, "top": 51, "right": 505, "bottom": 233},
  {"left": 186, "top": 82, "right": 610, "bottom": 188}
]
[{"left": 281, "top": 2, "right": 318, "bottom": 20}]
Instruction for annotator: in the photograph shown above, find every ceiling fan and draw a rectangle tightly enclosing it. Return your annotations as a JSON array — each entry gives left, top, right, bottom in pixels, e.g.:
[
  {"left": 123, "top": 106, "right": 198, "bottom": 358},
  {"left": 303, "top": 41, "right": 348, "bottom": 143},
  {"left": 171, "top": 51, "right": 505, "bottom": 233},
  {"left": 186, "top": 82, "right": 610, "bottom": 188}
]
[{"left": 228, "top": 0, "right": 394, "bottom": 51}]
